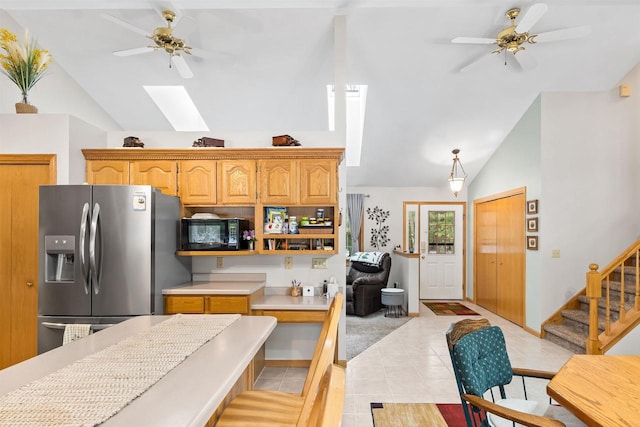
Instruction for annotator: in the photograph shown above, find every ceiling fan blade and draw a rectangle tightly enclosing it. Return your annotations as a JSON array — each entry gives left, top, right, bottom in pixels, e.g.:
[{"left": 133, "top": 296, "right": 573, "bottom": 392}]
[
  {"left": 113, "top": 47, "right": 155, "bottom": 57},
  {"left": 171, "top": 55, "right": 193, "bottom": 79},
  {"left": 533, "top": 25, "right": 591, "bottom": 43},
  {"left": 101, "top": 13, "right": 149, "bottom": 38},
  {"left": 515, "top": 3, "right": 548, "bottom": 33},
  {"left": 451, "top": 37, "right": 496, "bottom": 45}
]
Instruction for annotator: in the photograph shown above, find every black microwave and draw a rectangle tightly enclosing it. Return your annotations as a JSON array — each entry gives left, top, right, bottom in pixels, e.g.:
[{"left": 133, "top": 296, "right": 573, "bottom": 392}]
[{"left": 180, "top": 218, "right": 250, "bottom": 251}]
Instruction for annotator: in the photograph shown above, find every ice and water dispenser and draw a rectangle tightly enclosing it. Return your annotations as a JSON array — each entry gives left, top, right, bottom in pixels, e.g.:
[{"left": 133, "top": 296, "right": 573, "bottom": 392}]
[{"left": 44, "top": 235, "right": 75, "bottom": 282}]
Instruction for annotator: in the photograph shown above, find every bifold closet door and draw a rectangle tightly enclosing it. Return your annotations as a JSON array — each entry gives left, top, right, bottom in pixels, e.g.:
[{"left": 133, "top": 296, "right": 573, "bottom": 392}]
[
  {"left": 496, "top": 194, "right": 525, "bottom": 326},
  {"left": 475, "top": 201, "right": 497, "bottom": 313},
  {"left": 474, "top": 191, "right": 525, "bottom": 327}
]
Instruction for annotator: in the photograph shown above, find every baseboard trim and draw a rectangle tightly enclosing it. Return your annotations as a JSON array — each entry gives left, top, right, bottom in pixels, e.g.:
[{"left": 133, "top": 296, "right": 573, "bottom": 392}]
[
  {"left": 523, "top": 325, "right": 541, "bottom": 338},
  {"left": 408, "top": 312, "right": 419, "bottom": 317}
]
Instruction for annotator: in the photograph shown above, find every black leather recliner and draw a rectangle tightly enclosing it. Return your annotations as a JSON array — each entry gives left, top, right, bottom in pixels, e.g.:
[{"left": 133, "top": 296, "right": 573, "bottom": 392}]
[{"left": 346, "top": 253, "right": 392, "bottom": 316}]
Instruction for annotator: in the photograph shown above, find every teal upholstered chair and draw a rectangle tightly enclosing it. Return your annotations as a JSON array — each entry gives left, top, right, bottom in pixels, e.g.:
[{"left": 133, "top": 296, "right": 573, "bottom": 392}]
[{"left": 446, "top": 321, "right": 574, "bottom": 427}]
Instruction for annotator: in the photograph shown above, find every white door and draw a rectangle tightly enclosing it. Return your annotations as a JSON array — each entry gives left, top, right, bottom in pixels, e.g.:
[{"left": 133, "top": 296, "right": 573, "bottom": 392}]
[{"left": 419, "top": 204, "right": 464, "bottom": 300}]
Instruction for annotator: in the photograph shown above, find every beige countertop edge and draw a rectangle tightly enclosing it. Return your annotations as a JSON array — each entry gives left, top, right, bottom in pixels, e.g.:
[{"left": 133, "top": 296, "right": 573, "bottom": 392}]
[{"left": 162, "top": 281, "right": 265, "bottom": 295}]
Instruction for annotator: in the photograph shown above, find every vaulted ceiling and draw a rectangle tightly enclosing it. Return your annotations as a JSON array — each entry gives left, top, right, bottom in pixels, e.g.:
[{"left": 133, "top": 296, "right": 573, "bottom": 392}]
[{"left": 2, "top": 1, "right": 640, "bottom": 187}]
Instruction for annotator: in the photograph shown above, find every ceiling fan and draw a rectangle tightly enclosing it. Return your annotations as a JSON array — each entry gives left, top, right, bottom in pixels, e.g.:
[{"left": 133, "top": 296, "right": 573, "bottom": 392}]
[
  {"left": 103, "top": 9, "right": 194, "bottom": 79},
  {"left": 451, "top": 3, "right": 591, "bottom": 72}
]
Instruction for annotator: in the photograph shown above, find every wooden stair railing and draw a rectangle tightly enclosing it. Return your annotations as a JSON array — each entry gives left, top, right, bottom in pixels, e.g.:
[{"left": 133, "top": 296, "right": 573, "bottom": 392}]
[
  {"left": 586, "top": 240, "right": 640, "bottom": 354},
  {"left": 541, "top": 240, "right": 640, "bottom": 354}
]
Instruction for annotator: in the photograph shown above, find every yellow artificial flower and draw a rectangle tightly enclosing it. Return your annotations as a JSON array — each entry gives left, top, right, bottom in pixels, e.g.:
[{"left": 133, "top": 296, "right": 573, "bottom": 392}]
[{"left": 0, "top": 28, "right": 53, "bottom": 104}]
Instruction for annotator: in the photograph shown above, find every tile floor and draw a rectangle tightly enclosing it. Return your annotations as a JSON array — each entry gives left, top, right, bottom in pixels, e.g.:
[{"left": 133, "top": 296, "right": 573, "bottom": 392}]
[{"left": 254, "top": 301, "right": 579, "bottom": 427}]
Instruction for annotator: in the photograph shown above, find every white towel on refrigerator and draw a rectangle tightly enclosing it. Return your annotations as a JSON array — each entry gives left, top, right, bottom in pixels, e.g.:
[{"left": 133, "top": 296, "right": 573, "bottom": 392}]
[{"left": 63, "top": 324, "right": 92, "bottom": 345}]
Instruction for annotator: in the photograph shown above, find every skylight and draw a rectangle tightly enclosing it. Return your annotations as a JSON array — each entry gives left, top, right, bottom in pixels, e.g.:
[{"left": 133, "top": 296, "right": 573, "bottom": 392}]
[
  {"left": 143, "top": 86, "right": 209, "bottom": 132},
  {"left": 327, "top": 84, "right": 368, "bottom": 167}
]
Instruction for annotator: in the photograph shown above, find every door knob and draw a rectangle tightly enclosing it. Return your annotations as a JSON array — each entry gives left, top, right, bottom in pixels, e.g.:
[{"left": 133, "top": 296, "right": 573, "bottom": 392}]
[{"left": 26, "top": 281, "right": 34, "bottom": 287}]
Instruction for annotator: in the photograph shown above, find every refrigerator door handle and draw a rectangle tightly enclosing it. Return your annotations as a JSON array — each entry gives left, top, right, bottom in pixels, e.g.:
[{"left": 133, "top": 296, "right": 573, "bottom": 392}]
[
  {"left": 80, "top": 202, "right": 90, "bottom": 295},
  {"left": 90, "top": 203, "right": 102, "bottom": 294}
]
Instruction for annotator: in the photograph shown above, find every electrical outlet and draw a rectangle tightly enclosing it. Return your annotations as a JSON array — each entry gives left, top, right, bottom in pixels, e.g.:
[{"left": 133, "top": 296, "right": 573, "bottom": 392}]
[
  {"left": 285, "top": 256, "right": 293, "bottom": 269},
  {"left": 217, "top": 257, "right": 223, "bottom": 268},
  {"left": 552, "top": 249, "right": 560, "bottom": 258},
  {"left": 312, "top": 258, "right": 327, "bottom": 269}
]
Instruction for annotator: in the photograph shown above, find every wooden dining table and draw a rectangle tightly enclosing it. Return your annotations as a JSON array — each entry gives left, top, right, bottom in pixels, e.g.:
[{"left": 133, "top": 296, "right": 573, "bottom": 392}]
[{"left": 546, "top": 355, "right": 640, "bottom": 427}]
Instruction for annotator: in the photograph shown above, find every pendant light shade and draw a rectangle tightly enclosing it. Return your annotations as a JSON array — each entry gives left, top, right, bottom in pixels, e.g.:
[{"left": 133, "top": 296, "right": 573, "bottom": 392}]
[{"left": 448, "top": 149, "right": 467, "bottom": 197}]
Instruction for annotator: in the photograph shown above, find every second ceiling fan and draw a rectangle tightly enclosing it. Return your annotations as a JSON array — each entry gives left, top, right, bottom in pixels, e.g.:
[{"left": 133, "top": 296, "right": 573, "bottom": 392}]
[
  {"left": 103, "top": 9, "right": 193, "bottom": 79},
  {"left": 452, "top": 3, "right": 591, "bottom": 72}
]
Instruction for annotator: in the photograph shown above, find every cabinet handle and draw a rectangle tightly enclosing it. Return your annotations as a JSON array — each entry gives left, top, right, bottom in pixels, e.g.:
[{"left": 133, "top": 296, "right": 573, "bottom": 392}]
[{"left": 26, "top": 281, "right": 34, "bottom": 287}]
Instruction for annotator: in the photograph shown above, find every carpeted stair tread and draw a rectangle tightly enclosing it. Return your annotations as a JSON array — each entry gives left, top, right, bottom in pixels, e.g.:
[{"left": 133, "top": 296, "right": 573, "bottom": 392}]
[
  {"left": 577, "top": 295, "right": 633, "bottom": 312},
  {"left": 544, "top": 324, "right": 587, "bottom": 350},
  {"left": 562, "top": 309, "right": 606, "bottom": 331}
]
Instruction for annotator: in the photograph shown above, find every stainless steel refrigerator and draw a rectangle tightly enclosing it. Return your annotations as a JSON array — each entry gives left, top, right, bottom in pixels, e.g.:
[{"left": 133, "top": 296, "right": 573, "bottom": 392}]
[{"left": 37, "top": 185, "right": 191, "bottom": 353}]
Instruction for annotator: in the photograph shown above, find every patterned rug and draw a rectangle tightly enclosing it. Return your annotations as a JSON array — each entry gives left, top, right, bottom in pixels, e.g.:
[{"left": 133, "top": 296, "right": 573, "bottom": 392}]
[
  {"left": 423, "top": 301, "right": 479, "bottom": 316},
  {"left": 371, "top": 403, "right": 467, "bottom": 427}
]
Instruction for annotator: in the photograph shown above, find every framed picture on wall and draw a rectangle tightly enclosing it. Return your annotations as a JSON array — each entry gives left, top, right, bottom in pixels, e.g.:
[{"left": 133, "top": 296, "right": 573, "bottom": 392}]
[
  {"left": 527, "top": 217, "right": 538, "bottom": 232},
  {"left": 527, "top": 236, "right": 539, "bottom": 250},
  {"left": 526, "top": 199, "right": 539, "bottom": 214}
]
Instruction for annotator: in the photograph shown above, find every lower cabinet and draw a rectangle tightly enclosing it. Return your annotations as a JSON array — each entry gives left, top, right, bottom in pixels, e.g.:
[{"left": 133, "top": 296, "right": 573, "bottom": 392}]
[{"left": 164, "top": 289, "right": 264, "bottom": 315}]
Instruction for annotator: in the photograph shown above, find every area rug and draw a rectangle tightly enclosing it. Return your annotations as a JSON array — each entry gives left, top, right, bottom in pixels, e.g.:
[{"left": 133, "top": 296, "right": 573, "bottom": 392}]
[
  {"left": 371, "top": 402, "right": 467, "bottom": 427},
  {"left": 423, "top": 301, "right": 479, "bottom": 316},
  {"left": 346, "top": 309, "right": 412, "bottom": 360}
]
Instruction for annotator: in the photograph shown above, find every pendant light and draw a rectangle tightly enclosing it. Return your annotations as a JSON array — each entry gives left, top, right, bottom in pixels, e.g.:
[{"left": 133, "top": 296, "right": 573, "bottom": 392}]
[{"left": 448, "top": 149, "right": 467, "bottom": 197}]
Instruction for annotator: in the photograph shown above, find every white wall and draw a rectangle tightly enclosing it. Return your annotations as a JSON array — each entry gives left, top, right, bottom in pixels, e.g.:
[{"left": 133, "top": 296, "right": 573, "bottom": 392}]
[
  {"left": 0, "top": 114, "right": 106, "bottom": 184},
  {"left": 0, "top": 11, "right": 121, "bottom": 132},
  {"left": 466, "top": 96, "right": 542, "bottom": 328},
  {"left": 467, "top": 63, "right": 640, "bottom": 356}
]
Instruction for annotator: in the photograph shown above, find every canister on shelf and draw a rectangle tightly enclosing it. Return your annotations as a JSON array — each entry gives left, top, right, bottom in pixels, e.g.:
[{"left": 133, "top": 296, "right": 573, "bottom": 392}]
[
  {"left": 289, "top": 216, "right": 299, "bottom": 234},
  {"left": 300, "top": 216, "right": 309, "bottom": 226},
  {"left": 316, "top": 208, "right": 324, "bottom": 219}
]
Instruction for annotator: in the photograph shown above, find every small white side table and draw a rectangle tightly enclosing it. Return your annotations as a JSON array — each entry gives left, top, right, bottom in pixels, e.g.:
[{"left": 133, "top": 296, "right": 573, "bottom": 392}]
[{"left": 381, "top": 288, "right": 405, "bottom": 318}]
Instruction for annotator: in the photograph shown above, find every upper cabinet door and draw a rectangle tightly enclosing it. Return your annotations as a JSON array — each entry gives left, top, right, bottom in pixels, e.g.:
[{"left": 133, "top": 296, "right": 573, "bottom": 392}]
[
  {"left": 130, "top": 160, "right": 178, "bottom": 196},
  {"left": 299, "top": 159, "right": 337, "bottom": 205},
  {"left": 86, "top": 160, "right": 130, "bottom": 185},
  {"left": 179, "top": 160, "right": 217, "bottom": 205},
  {"left": 258, "top": 159, "right": 298, "bottom": 205},
  {"left": 217, "top": 160, "right": 256, "bottom": 205}
]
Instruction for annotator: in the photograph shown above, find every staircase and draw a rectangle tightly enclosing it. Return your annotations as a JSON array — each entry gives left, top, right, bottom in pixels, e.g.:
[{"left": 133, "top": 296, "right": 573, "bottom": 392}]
[{"left": 542, "top": 241, "right": 640, "bottom": 354}]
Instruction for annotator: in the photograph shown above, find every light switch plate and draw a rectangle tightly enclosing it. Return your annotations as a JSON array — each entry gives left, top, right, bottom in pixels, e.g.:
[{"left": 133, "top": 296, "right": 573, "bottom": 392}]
[{"left": 302, "top": 285, "right": 314, "bottom": 296}]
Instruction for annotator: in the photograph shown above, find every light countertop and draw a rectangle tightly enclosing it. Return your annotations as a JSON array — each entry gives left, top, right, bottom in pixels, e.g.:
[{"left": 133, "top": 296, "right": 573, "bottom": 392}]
[
  {"left": 0, "top": 315, "right": 276, "bottom": 427},
  {"left": 252, "top": 295, "right": 331, "bottom": 310},
  {"left": 162, "top": 280, "right": 265, "bottom": 295}
]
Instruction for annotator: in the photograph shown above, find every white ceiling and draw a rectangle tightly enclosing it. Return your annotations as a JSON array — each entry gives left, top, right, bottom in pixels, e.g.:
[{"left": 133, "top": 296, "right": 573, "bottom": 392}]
[{"left": 3, "top": 0, "right": 640, "bottom": 187}]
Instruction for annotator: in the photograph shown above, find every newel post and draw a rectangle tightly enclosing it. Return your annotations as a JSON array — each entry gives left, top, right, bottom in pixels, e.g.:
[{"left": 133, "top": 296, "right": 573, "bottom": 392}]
[{"left": 586, "top": 263, "right": 603, "bottom": 355}]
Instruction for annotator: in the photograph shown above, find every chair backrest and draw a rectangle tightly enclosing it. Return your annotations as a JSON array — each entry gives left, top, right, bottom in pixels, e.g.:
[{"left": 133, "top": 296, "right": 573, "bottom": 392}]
[
  {"left": 446, "top": 323, "right": 513, "bottom": 427},
  {"left": 296, "top": 293, "right": 342, "bottom": 427},
  {"left": 301, "top": 292, "right": 343, "bottom": 397},
  {"left": 347, "top": 252, "right": 392, "bottom": 285},
  {"left": 306, "top": 364, "right": 346, "bottom": 427}
]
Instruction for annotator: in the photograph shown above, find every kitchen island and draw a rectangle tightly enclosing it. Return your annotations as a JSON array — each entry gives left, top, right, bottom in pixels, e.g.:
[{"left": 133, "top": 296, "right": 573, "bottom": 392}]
[{"left": 0, "top": 315, "right": 276, "bottom": 427}]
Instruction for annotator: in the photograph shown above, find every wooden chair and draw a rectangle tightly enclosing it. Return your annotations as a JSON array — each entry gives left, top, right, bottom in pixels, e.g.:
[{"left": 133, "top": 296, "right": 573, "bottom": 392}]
[
  {"left": 446, "top": 320, "right": 572, "bottom": 427},
  {"left": 215, "top": 293, "right": 343, "bottom": 427}
]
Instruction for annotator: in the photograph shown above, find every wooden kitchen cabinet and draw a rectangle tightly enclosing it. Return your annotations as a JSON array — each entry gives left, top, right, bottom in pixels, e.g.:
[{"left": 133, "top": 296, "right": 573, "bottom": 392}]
[
  {"left": 299, "top": 159, "right": 337, "bottom": 205},
  {"left": 217, "top": 159, "right": 256, "bottom": 205},
  {"left": 164, "top": 288, "right": 264, "bottom": 315},
  {"left": 130, "top": 160, "right": 178, "bottom": 196},
  {"left": 86, "top": 160, "right": 129, "bottom": 185},
  {"left": 179, "top": 160, "right": 217, "bottom": 205},
  {"left": 85, "top": 158, "right": 178, "bottom": 196},
  {"left": 83, "top": 148, "right": 344, "bottom": 255},
  {"left": 259, "top": 159, "right": 298, "bottom": 204}
]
